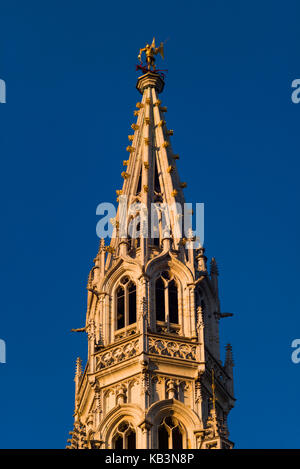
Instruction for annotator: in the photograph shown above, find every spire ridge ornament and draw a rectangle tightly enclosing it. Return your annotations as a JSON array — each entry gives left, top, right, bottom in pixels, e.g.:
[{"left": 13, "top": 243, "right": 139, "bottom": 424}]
[
  {"left": 225, "top": 344, "right": 234, "bottom": 367},
  {"left": 210, "top": 257, "right": 219, "bottom": 275},
  {"left": 75, "top": 357, "right": 82, "bottom": 378}
]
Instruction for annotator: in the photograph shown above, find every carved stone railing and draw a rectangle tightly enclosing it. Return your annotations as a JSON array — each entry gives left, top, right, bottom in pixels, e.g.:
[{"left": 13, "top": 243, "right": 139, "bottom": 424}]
[
  {"left": 114, "top": 323, "right": 137, "bottom": 341},
  {"left": 156, "top": 321, "right": 181, "bottom": 335},
  {"left": 148, "top": 336, "right": 197, "bottom": 361},
  {"left": 96, "top": 338, "right": 140, "bottom": 371}
]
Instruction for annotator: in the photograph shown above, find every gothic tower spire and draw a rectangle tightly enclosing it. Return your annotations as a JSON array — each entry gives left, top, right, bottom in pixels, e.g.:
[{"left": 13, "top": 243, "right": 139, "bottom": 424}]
[
  {"left": 67, "top": 43, "right": 235, "bottom": 450},
  {"left": 107, "top": 69, "right": 187, "bottom": 269}
]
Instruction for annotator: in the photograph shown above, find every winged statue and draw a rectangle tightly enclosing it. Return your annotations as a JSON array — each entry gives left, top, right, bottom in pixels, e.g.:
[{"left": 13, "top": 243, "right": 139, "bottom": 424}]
[{"left": 138, "top": 37, "right": 164, "bottom": 70}]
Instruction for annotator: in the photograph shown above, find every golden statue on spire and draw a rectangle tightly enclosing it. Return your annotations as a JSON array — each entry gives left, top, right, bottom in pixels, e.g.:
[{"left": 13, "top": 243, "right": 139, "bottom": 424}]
[{"left": 138, "top": 37, "right": 164, "bottom": 70}]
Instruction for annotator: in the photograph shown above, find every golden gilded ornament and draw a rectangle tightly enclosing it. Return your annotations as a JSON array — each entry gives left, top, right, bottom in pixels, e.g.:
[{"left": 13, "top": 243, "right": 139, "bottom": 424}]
[
  {"left": 162, "top": 141, "right": 170, "bottom": 148},
  {"left": 167, "top": 165, "right": 175, "bottom": 173},
  {"left": 138, "top": 37, "right": 164, "bottom": 71},
  {"left": 171, "top": 189, "right": 178, "bottom": 197},
  {"left": 104, "top": 246, "right": 115, "bottom": 254},
  {"left": 126, "top": 146, "right": 135, "bottom": 153},
  {"left": 131, "top": 124, "right": 139, "bottom": 130},
  {"left": 121, "top": 171, "right": 130, "bottom": 179}
]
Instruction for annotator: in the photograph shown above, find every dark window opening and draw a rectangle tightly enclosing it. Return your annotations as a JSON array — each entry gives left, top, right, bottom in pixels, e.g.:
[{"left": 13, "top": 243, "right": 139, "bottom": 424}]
[
  {"left": 172, "top": 426, "right": 183, "bottom": 449},
  {"left": 128, "top": 282, "right": 137, "bottom": 325},
  {"left": 158, "top": 425, "right": 169, "bottom": 449},
  {"left": 165, "top": 416, "right": 173, "bottom": 426},
  {"left": 127, "top": 431, "right": 136, "bottom": 449},
  {"left": 113, "top": 422, "right": 136, "bottom": 449},
  {"left": 114, "top": 434, "right": 123, "bottom": 450},
  {"left": 136, "top": 221, "right": 140, "bottom": 248},
  {"left": 158, "top": 417, "right": 183, "bottom": 449},
  {"left": 116, "top": 286, "right": 125, "bottom": 329},
  {"left": 154, "top": 157, "right": 161, "bottom": 193},
  {"left": 127, "top": 233, "right": 132, "bottom": 250},
  {"left": 152, "top": 204, "right": 160, "bottom": 246},
  {"left": 169, "top": 280, "right": 178, "bottom": 324},
  {"left": 136, "top": 169, "right": 142, "bottom": 194},
  {"left": 161, "top": 271, "right": 170, "bottom": 280},
  {"left": 153, "top": 235, "right": 160, "bottom": 246},
  {"left": 155, "top": 278, "right": 165, "bottom": 321}
]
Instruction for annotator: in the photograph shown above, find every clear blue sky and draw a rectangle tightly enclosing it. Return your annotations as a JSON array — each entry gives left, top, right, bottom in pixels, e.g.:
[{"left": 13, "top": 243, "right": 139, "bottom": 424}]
[{"left": 0, "top": 0, "right": 299, "bottom": 449}]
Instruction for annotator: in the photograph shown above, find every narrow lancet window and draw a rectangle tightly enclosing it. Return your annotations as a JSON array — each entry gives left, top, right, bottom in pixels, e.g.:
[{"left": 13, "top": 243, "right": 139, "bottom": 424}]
[
  {"left": 116, "top": 286, "right": 125, "bottom": 329},
  {"left": 169, "top": 280, "right": 178, "bottom": 324},
  {"left": 136, "top": 168, "right": 142, "bottom": 194},
  {"left": 158, "top": 424, "right": 169, "bottom": 449},
  {"left": 128, "top": 282, "right": 137, "bottom": 325},
  {"left": 155, "top": 277, "right": 165, "bottom": 321},
  {"left": 127, "top": 430, "right": 136, "bottom": 449}
]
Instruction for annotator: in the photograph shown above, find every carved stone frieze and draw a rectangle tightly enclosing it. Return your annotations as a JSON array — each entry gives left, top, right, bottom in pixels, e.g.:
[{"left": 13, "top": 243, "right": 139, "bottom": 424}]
[
  {"left": 148, "top": 337, "right": 196, "bottom": 361},
  {"left": 96, "top": 339, "right": 139, "bottom": 370}
]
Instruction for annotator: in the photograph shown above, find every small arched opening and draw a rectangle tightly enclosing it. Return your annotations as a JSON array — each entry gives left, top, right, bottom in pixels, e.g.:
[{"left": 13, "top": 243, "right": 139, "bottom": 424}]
[
  {"left": 158, "top": 416, "right": 183, "bottom": 449},
  {"left": 112, "top": 421, "right": 136, "bottom": 449}
]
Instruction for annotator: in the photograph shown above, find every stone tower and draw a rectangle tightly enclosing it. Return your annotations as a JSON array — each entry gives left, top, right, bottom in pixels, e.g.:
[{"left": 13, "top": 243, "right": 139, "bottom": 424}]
[{"left": 67, "top": 67, "right": 235, "bottom": 450}]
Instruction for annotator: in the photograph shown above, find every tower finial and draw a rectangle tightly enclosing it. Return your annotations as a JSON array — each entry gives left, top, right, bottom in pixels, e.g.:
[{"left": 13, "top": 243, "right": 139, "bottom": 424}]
[{"left": 138, "top": 38, "right": 164, "bottom": 71}]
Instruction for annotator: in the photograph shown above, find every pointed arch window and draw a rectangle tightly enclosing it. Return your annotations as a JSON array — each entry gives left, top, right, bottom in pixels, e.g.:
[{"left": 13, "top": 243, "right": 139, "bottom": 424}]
[
  {"left": 112, "top": 421, "right": 136, "bottom": 449},
  {"left": 158, "top": 417, "right": 183, "bottom": 449},
  {"left": 115, "top": 278, "right": 137, "bottom": 332},
  {"left": 155, "top": 272, "right": 180, "bottom": 330}
]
